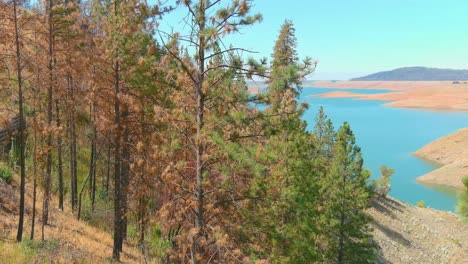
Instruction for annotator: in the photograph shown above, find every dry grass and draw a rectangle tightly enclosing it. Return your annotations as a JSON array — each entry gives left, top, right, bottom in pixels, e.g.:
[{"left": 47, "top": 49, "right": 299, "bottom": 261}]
[{"left": 0, "top": 173, "right": 148, "bottom": 264}]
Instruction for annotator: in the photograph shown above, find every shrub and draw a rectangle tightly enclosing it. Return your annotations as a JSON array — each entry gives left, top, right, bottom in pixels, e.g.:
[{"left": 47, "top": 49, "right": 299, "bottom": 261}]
[
  {"left": 0, "top": 165, "right": 12, "bottom": 184},
  {"left": 147, "top": 225, "right": 172, "bottom": 260},
  {"left": 416, "top": 200, "right": 426, "bottom": 208},
  {"left": 372, "top": 165, "right": 394, "bottom": 198},
  {"left": 456, "top": 176, "right": 468, "bottom": 221},
  {"left": 462, "top": 176, "right": 468, "bottom": 189}
]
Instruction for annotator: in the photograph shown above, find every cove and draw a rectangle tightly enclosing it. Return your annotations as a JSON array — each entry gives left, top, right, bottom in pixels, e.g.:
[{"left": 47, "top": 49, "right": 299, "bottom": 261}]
[{"left": 299, "top": 87, "right": 468, "bottom": 211}]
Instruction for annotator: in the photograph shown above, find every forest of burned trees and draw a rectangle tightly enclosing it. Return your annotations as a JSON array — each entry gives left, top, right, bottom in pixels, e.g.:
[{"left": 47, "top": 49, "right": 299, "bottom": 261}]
[{"left": 0, "top": 0, "right": 377, "bottom": 263}]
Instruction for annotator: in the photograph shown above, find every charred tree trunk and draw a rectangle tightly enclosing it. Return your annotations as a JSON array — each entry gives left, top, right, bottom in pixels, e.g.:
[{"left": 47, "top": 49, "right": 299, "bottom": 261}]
[
  {"left": 43, "top": 0, "right": 55, "bottom": 229},
  {"left": 121, "top": 116, "right": 129, "bottom": 242},
  {"left": 77, "top": 164, "right": 92, "bottom": 221},
  {"left": 78, "top": 140, "right": 101, "bottom": 220},
  {"left": 30, "top": 32, "right": 41, "bottom": 241},
  {"left": 68, "top": 74, "right": 78, "bottom": 210},
  {"left": 90, "top": 122, "right": 97, "bottom": 211},
  {"left": 112, "top": 56, "right": 123, "bottom": 260},
  {"left": 106, "top": 139, "right": 111, "bottom": 196},
  {"left": 30, "top": 122, "right": 37, "bottom": 240},
  {"left": 13, "top": 0, "right": 26, "bottom": 242},
  {"left": 56, "top": 100, "right": 64, "bottom": 211},
  {"left": 137, "top": 196, "right": 146, "bottom": 248}
]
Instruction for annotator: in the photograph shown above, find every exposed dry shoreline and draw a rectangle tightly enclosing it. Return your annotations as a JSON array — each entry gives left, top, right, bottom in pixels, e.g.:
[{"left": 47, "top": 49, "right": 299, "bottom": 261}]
[
  {"left": 304, "top": 81, "right": 468, "bottom": 189},
  {"left": 248, "top": 81, "right": 468, "bottom": 189},
  {"left": 414, "top": 128, "right": 468, "bottom": 189},
  {"left": 306, "top": 81, "right": 468, "bottom": 111}
]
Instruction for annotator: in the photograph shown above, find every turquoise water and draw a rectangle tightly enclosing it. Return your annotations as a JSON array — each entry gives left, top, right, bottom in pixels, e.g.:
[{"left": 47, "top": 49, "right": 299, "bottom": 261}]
[{"left": 300, "top": 87, "right": 468, "bottom": 211}]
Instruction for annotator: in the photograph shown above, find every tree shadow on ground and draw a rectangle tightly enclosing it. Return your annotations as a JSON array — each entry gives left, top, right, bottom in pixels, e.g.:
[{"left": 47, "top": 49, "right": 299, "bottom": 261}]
[{"left": 372, "top": 219, "right": 411, "bottom": 248}]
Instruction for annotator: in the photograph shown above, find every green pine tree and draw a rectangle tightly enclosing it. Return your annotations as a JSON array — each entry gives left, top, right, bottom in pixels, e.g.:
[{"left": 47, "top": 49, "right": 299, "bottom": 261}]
[
  {"left": 246, "top": 20, "right": 320, "bottom": 263},
  {"left": 313, "top": 106, "right": 336, "bottom": 165},
  {"left": 319, "top": 122, "right": 377, "bottom": 263}
]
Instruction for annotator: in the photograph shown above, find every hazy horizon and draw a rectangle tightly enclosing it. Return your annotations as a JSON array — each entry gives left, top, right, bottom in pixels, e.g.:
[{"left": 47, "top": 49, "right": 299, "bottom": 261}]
[{"left": 157, "top": 0, "right": 468, "bottom": 80}]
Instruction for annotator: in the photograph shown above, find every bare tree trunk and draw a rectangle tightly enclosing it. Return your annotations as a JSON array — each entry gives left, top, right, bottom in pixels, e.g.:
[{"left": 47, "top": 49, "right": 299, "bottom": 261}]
[
  {"left": 90, "top": 126, "right": 96, "bottom": 211},
  {"left": 56, "top": 100, "right": 64, "bottom": 211},
  {"left": 112, "top": 55, "right": 122, "bottom": 261},
  {"left": 30, "top": 123, "right": 37, "bottom": 240},
  {"left": 43, "top": 0, "right": 55, "bottom": 228},
  {"left": 31, "top": 32, "right": 40, "bottom": 241},
  {"left": 13, "top": 0, "right": 26, "bottom": 242},
  {"left": 77, "top": 158, "right": 93, "bottom": 220},
  {"left": 137, "top": 196, "right": 146, "bottom": 247},
  {"left": 91, "top": 145, "right": 96, "bottom": 210},
  {"left": 68, "top": 74, "right": 78, "bottom": 210},
  {"left": 78, "top": 140, "right": 102, "bottom": 220},
  {"left": 106, "top": 139, "right": 111, "bottom": 196},
  {"left": 121, "top": 119, "right": 129, "bottom": 242},
  {"left": 192, "top": 4, "right": 207, "bottom": 262}
]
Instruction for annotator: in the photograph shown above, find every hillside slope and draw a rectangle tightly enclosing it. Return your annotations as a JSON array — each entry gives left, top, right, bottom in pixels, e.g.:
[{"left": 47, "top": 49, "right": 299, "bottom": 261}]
[
  {"left": 0, "top": 175, "right": 144, "bottom": 263},
  {"left": 2, "top": 175, "right": 468, "bottom": 263},
  {"left": 370, "top": 197, "right": 468, "bottom": 264},
  {"left": 352, "top": 67, "right": 468, "bottom": 81},
  {"left": 414, "top": 128, "right": 468, "bottom": 189}
]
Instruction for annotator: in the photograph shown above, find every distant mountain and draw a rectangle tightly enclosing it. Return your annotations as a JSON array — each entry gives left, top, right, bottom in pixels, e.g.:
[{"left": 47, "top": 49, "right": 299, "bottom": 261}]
[{"left": 351, "top": 67, "right": 468, "bottom": 81}]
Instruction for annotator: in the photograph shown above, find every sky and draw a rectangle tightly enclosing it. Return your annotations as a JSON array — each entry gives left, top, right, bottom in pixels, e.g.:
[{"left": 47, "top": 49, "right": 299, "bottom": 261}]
[{"left": 157, "top": 0, "right": 468, "bottom": 80}]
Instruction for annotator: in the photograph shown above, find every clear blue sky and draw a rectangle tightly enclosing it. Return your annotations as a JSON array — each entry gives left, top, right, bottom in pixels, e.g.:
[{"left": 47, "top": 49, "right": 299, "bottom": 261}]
[{"left": 157, "top": 0, "right": 468, "bottom": 80}]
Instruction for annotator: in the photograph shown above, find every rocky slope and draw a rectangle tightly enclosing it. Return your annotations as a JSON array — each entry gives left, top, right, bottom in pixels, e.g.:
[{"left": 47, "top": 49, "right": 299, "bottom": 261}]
[{"left": 370, "top": 197, "right": 468, "bottom": 264}]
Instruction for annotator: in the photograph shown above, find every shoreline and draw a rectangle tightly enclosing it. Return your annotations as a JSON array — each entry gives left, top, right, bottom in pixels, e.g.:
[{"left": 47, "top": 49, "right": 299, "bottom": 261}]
[
  {"left": 413, "top": 128, "right": 468, "bottom": 189},
  {"left": 261, "top": 81, "right": 468, "bottom": 189},
  {"left": 307, "top": 81, "right": 468, "bottom": 112},
  {"left": 248, "top": 82, "right": 467, "bottom": 189},
  {"left": 249, "top": 80, "right": 468, "bottom": 111},
  {"left": 302, "top": 82, "right": 468, "bottom": 189}
]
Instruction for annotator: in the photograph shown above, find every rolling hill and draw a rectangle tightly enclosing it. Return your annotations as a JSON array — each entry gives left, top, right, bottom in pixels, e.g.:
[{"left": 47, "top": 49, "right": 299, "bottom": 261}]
[{"left": 351, "top": 67, "right": 468, "bottom": 81}]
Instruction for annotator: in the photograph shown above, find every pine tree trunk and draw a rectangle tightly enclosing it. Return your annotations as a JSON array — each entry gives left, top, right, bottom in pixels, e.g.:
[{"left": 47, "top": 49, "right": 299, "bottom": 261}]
[
  {"left": 337, "top": 211, "right": 345, "bottom": 263},
  {"left": 31, "top": 32, "right": 40, "bottom": 241},
  {"left": 68, "top": 111, "right": 75, "bottom": 208},
  {"left": 43, "top": 0, "right": 55, "bottom": 227},
  {"left": 112, "top": 56, "right": 122, "bottom": 260},
  {"left": 106, "top": 140, "right": 111, "bottom": 196},
  {"left": 193, "top": 4, "right": 206, "bottom": 261},
  {"left": 77, "top": 154, "right": 93, "bottom": 220},
  {"left": 337, "top": 168, "right": 348, "bottom": 263},
  {"left": 13, "top": 0, "right": 26, "bottom": 242},
  {"left": 90, "top": 102, "right": 97, "bottom": 211},
  {"left": 138, "top": 196, "right": 145, "bottom": 247},
  {"left": 56, "top": 100, "right": 64, "bottom": 211},
  {"left": 90, "top": 131, "right": 96, "bottom": 211},
  {"left": 121, "top": 119, "right": 129, "bottom": 242},
  {"left": 30, "top": 124, "right": 37, "bottom": 240},
  {"left": 68, "top": 74, "right": 78, "bottom": 210}
]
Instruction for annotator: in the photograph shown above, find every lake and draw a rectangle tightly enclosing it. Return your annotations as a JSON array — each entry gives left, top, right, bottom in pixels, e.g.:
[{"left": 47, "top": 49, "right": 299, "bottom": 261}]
[{"left": 299, "top": 87, "right": 468, "bottom": 211}]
